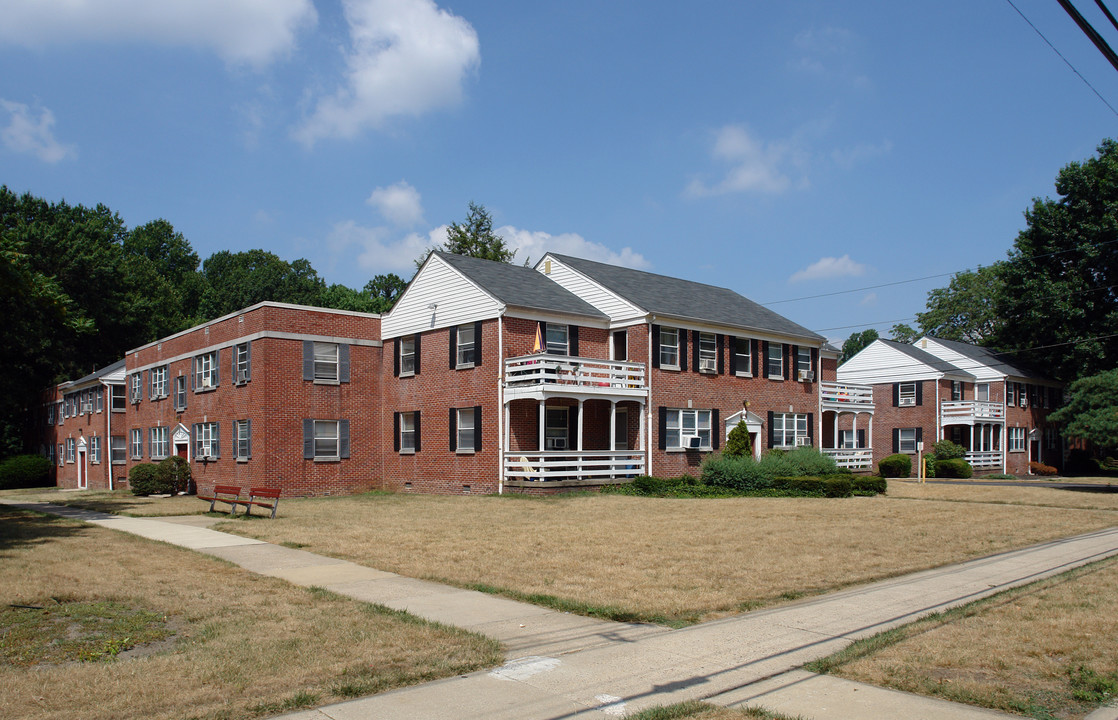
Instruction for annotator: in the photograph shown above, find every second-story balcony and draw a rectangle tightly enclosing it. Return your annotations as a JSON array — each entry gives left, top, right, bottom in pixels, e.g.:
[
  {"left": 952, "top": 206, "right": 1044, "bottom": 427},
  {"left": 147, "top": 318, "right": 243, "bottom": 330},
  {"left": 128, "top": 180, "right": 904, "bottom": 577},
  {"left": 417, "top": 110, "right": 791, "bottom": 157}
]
[
  {"left": 820, "top": 382, "right": 875, "bottom": 413},
  {"left": 941, "top": 401, "right": 1005, "bottom": 424},
  {"left": 504, "top": 354, "right": 647, "bottom": 401}
]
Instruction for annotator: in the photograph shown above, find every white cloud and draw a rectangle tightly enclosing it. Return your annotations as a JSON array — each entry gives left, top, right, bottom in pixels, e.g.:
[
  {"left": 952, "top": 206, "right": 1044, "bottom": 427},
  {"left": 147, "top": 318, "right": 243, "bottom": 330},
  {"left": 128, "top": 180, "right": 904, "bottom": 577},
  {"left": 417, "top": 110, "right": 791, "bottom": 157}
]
[
  {"left": 789, "top": 255, "right": 868, "bottom": 283},
  {"left": 294, "top": 0, "right": 480, "bottom": 146},
  {"left": 860, "top": 292, "right": 877, "bottom": 306},
  {"left": 0, "top": 99, "right": 75, "bottom": 163},
  {"left": 367, "top": 181, "right": 424, "bottom": 227},
  {"left": 831, "top": 139, "right": 893, "bottom": 169},
  {"left": 497, "top": 226, "right": 651, "bottom": 269},
  {"left": 0, "top": 0, "right": 316, "bottom": 68},
  {"left": 327, "top": 220, "right": 441, "bottom": 275},
  {"left": 686, "top": 125, "right": 805, "bottom": 197}
]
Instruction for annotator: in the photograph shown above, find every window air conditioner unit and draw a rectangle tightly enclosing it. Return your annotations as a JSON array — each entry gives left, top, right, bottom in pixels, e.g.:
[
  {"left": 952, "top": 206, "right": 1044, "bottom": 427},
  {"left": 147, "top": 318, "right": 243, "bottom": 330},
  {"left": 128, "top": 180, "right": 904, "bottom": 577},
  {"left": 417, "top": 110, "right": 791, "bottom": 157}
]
[
  {"left": 796, "top": 436, "right": 811, "bottom": 447},
  {"left": 201, "top": 377, "right": 213, "bottom": 388},
  {"left": 686, "top": 436, "right": 703, "bottom": 449},
  {"left": 545, "top": 437, "right": 566, "bottom": 450},
  {"left": 798, "top": 370, "right": 814, "bottom": 382},
  {"left": 899, "top": 398, "right": 915, "bottom": 406},
  {"left": 699, "top": 359, "right": 717, "bottom": 373}
]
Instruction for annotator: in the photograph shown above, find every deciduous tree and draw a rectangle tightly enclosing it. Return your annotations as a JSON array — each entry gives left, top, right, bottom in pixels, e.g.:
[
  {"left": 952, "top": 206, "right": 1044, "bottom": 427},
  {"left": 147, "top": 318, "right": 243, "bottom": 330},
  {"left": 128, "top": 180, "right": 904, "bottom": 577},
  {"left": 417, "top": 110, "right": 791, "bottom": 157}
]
[
  {"left": 1049, "top": 369, "right": 1118, "bottom": 452},
  {"left": 840, "top": 329, "right": 878, "bottom": 364}
]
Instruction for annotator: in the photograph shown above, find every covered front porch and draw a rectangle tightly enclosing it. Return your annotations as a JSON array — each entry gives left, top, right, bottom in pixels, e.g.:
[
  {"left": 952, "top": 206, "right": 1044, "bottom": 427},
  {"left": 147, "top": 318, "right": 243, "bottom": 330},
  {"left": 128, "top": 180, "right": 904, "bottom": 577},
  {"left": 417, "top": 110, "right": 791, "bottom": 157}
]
[
  {"left": 820, "top": 382, "right": 875, "bottom": 470},
  {"left": 502, "top": 354, "right": 647, "bottom": 487},
  {"left": 942, "top": 421, "right": 1004, "bottom": 469}
]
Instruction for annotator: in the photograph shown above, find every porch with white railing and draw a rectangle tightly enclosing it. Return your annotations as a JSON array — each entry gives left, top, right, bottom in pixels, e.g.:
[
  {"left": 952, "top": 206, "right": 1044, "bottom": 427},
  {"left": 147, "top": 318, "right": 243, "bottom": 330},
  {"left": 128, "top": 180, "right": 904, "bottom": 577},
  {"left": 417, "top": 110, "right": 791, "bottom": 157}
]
[
  {"left": 822, "top": 448, "right": 875, "bottom": 470},
  {"left": 820, "top": 382, "right": 874, "bottom": 412},
  {"left": 965, "top": 450, "right": 1003, "bottom": 469},
  {"left": 504, "top": 355, "right": 646, "bottom": 401},
  {"left": 940, "top": 401, "right": 1005, "bottom": 423},
  {"left": 503, "top": 451, "right": 645, "bottom": 487}
]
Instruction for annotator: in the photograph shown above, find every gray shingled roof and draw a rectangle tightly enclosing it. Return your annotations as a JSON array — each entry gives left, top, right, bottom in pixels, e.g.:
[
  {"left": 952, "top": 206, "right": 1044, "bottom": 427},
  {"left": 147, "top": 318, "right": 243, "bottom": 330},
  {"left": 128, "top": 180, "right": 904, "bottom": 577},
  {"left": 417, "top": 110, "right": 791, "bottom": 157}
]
[
  {"left": 881, "top": 339, "right": 974, "bottom": 378},
  {"left": 548, "top": 253, "right": 823, "bottom": 341},
  {"left": 65, "top": 358, "right": 126, "bottom": 388},
  {"left": 925, "top": 336, "right": 1045, "bottom": 380},
  {"left": 436, "top": 252, "right": 607, "bottom": 319}
]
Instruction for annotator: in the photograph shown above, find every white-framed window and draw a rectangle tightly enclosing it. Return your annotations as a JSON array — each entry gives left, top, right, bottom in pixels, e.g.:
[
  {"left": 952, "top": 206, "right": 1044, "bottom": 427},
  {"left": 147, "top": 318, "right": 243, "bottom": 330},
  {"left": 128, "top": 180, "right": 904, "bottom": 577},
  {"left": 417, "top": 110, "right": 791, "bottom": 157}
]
[
  {"left": 659, "top": 327, "right": 680, "bottom": 368},
  {"left": 767, "top": 343, "right": 784, "bottom": 378},
  {"left": 546, "top": 324, "right": 569, "bottom": 356},
  {"left": 194, "top": 351, "right": 218, "bottom": 390},
  {"left": 130, "top": 429, "right": 143, "bottom": 459},
  {"left": 234, "top": 342, "right": 251, "bottom": 384},
  {"left": 79, "top": 390, "right": 92, "bottom": 414},
  {"left": 46, "top": 444, "right": 54, "bottom": 464},
  {"left": 174, "top": 376, "right": 187, "bottom": 411},
  {"left": 90, "top": 436, "right": 101, "bottom": 464},
  {"left": 57, "top": 444, "right": 64, "bottom": 466},
  {"left": 194, "top": 422, "right": 219, "bottom": 459},
  {"left": 665, "top": 408, "right": 712, "bottom": 450},
  {"left": 65, "top": 438, "right": 75, "bottom": 463},
  {"left": 1009, "top": 427, "right": 1026, "bottom": 452},
  {"left": 772, "top": 412, "right": 808, "bottom": 448},
  {"left": 314, "top": 420, "right": 339, "bottom": 459},
  {"left": 399, "top": 412, "right": 417, "bottom": 453},
  {"left": 898, "top": 427, "right": 918, "bottom": 454},
  {"left": 839, "top": 430, "right": 863, "bottom": 449},
  {"left": 698, "top": 333, "right": 717, "bottom": 373},
  {"left": 545, "top": 407, "right": 569, "bottom": 450},
  {"left": 734, "top": 337, "right": 751, "bottom": 376},
  {"left": 952, "top": 381, "right": 963, "bottom": 401},
  {"left": 130, "top": 373, "right": 143, "bottom": 403},
  {"left": 46, "top": 404, "right": 54, "bottom": 425},
  {"left": 111, "top": 385, "right": 126, "bottom": 412},
  {"left": 150, "top": 426, "right": 169, "bottom": 460},
  {"left": 150, "top": 365, "right": 168, "bottom": 399},
  {"left": 796, "top": 346, "right": 812, "bottom": 374},
  {"left": 456, "top": 325, "right": 475, "bottom": 368},
  {"left": 398, "top": 337, "right": 415, "bottom": 377},
  {"left": 235, "top": 420, "right": 251, "bottom": 460},
  {"left": 899, "top": 383, "right": 917, "bottom": 406},
  {"left": 110, "top": 436, "right": 126, "bottom": 464},
  {"left": 456, "top": 407, "right": 476, "bottom": 452},
  {"left": 976, "top": 383, "right": 990, "bottom": 402},
  {"left": 56, "top": 400, "right": 63, "bottom": 424},
  {"left": 1006, "top": 382, "right": 1015, "bottom": 406}
]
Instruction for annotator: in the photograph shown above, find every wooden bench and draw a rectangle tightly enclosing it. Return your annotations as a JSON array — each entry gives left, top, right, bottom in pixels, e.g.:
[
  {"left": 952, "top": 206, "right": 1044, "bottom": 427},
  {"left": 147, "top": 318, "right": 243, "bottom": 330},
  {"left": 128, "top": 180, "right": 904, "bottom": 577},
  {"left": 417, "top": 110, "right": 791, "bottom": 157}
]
[
  {"left": 244, "top": 487, "right": 282, "bottom": 519},
  {"left": 197, "top": 484, "right": 247, "bottom": 515}
]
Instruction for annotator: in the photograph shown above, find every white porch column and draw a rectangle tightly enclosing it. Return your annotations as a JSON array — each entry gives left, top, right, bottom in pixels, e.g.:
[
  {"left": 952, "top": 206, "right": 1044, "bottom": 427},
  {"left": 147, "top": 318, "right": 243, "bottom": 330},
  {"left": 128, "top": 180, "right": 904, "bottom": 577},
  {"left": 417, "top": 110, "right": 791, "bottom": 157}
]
[
  {"left": 610, "top": 400, "right": 617, "bottom": 451},
  {"left": 833, "top": 412, "right": 839, "bottom": 449},
  {"left": 868, "top": 414, "right": 873, "bottom": 453},
  {"left": 852, "top": 413, "right": 858, "bottom": 449},
  {"left": 504, "top": 402, "right": 510, "bottom": 465},
  {"left": 577, "top": 399, "right": 585, "bottom": 479},
  {"left": 970, "top": 424, "right": 975, "bottom": 452},
  {"left": 538, "top": 401, "right": 545, "bottom": 451}
]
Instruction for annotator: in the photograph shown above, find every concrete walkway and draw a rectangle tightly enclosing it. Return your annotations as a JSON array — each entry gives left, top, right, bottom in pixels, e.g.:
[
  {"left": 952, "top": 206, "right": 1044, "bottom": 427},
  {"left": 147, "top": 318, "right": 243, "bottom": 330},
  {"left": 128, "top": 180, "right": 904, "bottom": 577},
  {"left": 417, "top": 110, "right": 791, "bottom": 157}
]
[{"left": 7, "top": 499, "right": 1118, "bottom": 720}]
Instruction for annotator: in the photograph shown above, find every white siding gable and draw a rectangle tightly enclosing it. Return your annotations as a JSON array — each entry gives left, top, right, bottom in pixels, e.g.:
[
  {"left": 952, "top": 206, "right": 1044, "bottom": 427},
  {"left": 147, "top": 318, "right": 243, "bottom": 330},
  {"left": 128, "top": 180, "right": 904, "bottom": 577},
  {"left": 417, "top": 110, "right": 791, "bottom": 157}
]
[
  {"left": 918, "top": 338, "right": 1006, "bottom": 381},
  {"left": 837, "top": 340, "right": 943, "bottom": 384},
  {"left": 537, "top": 254, "right": 644, "bottom": 324},
  {"left": 382, "top": 255, "right": 502, "bottom": 339}
]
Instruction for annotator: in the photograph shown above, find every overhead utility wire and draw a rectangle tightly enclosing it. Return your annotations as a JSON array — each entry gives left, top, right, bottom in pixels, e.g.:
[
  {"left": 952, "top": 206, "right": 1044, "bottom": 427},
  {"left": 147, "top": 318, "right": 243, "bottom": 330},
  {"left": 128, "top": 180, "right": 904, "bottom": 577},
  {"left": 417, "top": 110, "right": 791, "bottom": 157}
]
[
  {"left": 1004, "top": 0, "right": 1118, "bottom": 116},
  {"left": 1056, "top": 0, "right": 1118, "bottom": 73},
  {"left": 1094, "top": 0, "right": 1118, "bottom": 33}
]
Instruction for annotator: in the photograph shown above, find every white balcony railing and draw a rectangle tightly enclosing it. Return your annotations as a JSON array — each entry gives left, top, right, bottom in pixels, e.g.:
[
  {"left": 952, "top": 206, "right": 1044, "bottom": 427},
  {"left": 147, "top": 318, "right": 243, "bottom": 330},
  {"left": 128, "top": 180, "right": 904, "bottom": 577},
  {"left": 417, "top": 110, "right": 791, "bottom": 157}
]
[
  {"left": 941, "top": 401, "right": 1005, "bottom": 422},
  {"left": 504, "top": 451, "right": 644, "bottom": 484},
  {"left": 822, "top": 447, "right": 874, "bottom": 470},
  {"left": 965, "top": 450, "right": 1002, "bottom": 468},
  {"left": 820, "top": 382, "right": 874, "bottom": 411},
  {"left": 504, "top": 355, "right": 646, "bottom": 397}
]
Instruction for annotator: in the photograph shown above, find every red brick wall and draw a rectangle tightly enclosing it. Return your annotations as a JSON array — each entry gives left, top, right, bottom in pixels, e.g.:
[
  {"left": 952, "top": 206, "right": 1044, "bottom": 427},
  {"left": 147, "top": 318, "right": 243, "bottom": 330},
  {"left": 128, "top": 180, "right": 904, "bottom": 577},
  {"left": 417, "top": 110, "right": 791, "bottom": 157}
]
[{"left": 40, "top": 385, "right": 118, "bottom": 490}]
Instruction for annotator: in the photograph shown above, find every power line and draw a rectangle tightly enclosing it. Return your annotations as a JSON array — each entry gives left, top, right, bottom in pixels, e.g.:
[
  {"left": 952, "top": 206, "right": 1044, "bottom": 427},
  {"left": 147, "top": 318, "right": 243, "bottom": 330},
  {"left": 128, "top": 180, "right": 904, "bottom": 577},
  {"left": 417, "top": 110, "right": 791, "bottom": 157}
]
[
  {"left": 1005, "top": 0, "right": 1118, "bottom": 116},
  {"left": 1057, "top": 0, "right": 1118, "bottom": 73}
]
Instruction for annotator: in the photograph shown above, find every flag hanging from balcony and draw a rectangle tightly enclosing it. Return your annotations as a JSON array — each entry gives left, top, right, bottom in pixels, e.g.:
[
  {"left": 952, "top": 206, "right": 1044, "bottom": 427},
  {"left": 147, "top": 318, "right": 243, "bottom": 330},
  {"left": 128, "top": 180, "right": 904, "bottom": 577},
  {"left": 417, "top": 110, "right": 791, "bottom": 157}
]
[{"left": 533, "top": 322, "right": 542, "bottom": 353}]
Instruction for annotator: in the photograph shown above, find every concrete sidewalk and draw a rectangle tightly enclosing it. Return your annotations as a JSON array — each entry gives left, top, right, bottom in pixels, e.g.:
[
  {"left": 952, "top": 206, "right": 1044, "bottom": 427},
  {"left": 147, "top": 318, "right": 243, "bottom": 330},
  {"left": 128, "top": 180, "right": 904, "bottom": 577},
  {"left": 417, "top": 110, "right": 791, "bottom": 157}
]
[{"left": 7, "top": 499, "right": 1118, "bottom": 720}]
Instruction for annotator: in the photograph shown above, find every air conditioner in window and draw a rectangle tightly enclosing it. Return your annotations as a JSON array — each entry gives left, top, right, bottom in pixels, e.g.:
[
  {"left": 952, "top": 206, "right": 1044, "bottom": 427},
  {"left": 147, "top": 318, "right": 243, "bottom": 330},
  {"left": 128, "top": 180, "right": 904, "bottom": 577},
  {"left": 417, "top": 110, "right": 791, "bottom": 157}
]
[
  {"left": 686, "top": 435, "right": 703, "bottom": 449},
  {"left": 899, "top": 397, "right": 915, "bottom": 406},
  {"left": 796, "top": 436, "right": 811, "bottom": 447},
  {"left": 201, "top": 377, "right": 213, "bottom": 388},
  {"left": 699, "top": 358, "right": 717, "bottom": 373},
  {"left": 798, "top": 370, "right": 814, "bottom": 382},
  {"left": 545, "top": 437, "right": 567, "bottom": 450}
]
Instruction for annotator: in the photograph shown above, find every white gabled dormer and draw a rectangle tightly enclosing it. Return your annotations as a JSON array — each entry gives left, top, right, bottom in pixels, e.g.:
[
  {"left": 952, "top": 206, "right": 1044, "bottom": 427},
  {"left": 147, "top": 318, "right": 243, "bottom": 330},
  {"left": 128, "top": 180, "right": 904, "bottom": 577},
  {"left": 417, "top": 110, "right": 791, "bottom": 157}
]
[
  {"left": 535, "top": 253, "right": 645, "bottom": 326},
  {"left": 381, "top": 253, "right": 503, "bottom": 340},
  {"left": 837, "top": 339, "right": 972, "bottom": 385}
]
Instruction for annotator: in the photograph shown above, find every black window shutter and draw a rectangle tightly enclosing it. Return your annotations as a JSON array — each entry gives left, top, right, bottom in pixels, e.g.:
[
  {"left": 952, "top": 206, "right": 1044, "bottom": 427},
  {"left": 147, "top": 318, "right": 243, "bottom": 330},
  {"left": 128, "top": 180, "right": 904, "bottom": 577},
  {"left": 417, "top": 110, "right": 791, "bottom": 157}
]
[
  {"left": 213, "top": 423, "right": 220, "bottom": 458},
  {"left": 231, "top": 423, "right": 236, "bottom": 457},
  {"left": 213, "top": 350, "right": 220, "bottom": 387},
  {"left": 245, "top": 341, "right": 252, "bottom": 381},
  {"left": 915, "top": 381, "right": 923, "bottom": 406},
  {"left": 857, "top": 429, "right": 866, "bottom": 448},
  {"left": 393, "top": 338, "right": 400, "bottom": 377},
  {"left": 339, "top": 343, "right": 351, "bottom": 383},
  {"left": 145, "top": 370, "right": 152, "bottom": 400},
  {"left": 449, "top": 408, "right": 457, "bottom": 451},
  {"left": 231, "top": 348, "right": 238, "bottom": 385},
  {"left": 762, "top": 342, "right": 770, "bottom": 378},
  {"left": 729, "top": 336, "right": 737, "bottom": 374},
  {"left": 752, "top": 339, "right": 760, "bottom": 373},
  {"left": 712, "top": 409, "right": 720, "bottom": 449},
  {"left": 691, "top": 331, "right": 699, "bottom": 373},
  {"left": 192, "top": 424, "right": 198, "bottom": 455},
  {"left": 449, "top": 327, "right": 457, "bottom": 370},
  {"left": 651, "top": 325, "right": 661, "bottom": 368},
  {"left": 915, "top": 427, "right": 923, "bottom": 445},
  {"left": 892, "top": 428, "right": 899, "bottom": 454},
  {"left": 393, "top": 412, "right": 400, "bottom": 451},
  {"left": 473, "top": 406, "right": 482, "bottom": 450},
  {"left": 414, "top": 411, "right": 421, "bottom": 452},
  {"left": 303, "top": 419, "right": 314, "bottom": 459},
  {"left": 790, "top": 346, "right": 799, "bottom": 377},
  {"left": 246, "top": 420, "right": 252, "bottom": 459},
  {"left": 474, "top": 321, "right": 483, "bottom": 366},
  {"left": 767, "top": 411, "right": 775, "bottom": 448},
  {"left": 303, "top": 341, "right": 314, "bottom": 381},
  {"left": 413, "top": 333, "right": 421, "bottom": 375},
  {"left": 339, "top": 420, "right": 350, "bottom": 459},
  {"left": 892, "top": 383, "right": 900, "bottom": 407},
  {"left": 657, "top": 406, "right": 667, "bottom": 450},
  {"left": 811, "top": 348, "right": 818, "bottom": 377},
  {"left": 784, "top": 344, "right": 792, "bottom": 379},
  {"left": 568, "top": 406, "right": 578, "bottom": 450},
  {"left": 190, "top": 357, "right": 196, "bottom": 391},
  {"left": 569, "top": 326, "right": 579, "bottom": 357},
  {"left": 717, "top": 334, "right": 725, "bottom": 374},
  {"left": 807, "top": 412, "right": 814, "bottom": 446},
  {"left": 680, "top": 330, "right": 688, "bottom": 371}
]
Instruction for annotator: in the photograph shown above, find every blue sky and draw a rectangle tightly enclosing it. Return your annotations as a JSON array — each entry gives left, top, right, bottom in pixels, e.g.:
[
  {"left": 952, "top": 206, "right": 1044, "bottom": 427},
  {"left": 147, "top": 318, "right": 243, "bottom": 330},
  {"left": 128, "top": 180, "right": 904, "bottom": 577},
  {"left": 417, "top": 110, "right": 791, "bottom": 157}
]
[{"left": 3, "top": 0, "right": 1117, "bottom": 344}]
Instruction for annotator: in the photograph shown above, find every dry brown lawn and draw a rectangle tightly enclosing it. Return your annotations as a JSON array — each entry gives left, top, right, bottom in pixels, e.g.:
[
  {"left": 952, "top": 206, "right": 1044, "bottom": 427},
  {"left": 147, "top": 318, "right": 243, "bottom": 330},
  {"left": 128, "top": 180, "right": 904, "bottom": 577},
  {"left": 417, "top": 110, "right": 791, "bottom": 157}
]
[
  {"left": 0, "top": 506, "right": 501, "bottom": 720},
  {"left": 821, "top": 556, "right": 1118, "bottom": 719},
  {"left": 889, "top": 479, "right": 1118, "bottom": 510},
  {"left": 1, "top": 487, "right": 206, "bottom": 516},
  {"left": 197, "top": 485, "right": 1118, "bottom": 624}
]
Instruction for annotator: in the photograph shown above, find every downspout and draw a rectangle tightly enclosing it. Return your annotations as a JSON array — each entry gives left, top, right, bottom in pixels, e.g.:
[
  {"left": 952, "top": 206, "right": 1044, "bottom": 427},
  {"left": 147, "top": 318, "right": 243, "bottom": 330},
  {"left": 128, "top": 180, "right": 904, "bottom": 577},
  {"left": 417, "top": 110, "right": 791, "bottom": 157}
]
[
  {"left": 105, "top": 381, "right": 113, "bottom": 491},
  {"left": 647, "top": 317, "right": 654, "bottom": 475},
  {"left": 1002, "top": 380, "right": 1008, "bottom": 475},
  {"left": 935, "top": 376, "right": 941, "bottom": 445},
  {"left": 497, "top": 314, "right": 504, "bottom": 495},
  {"left": 816, "top": 346, "right": 822, "bottom": 449}
]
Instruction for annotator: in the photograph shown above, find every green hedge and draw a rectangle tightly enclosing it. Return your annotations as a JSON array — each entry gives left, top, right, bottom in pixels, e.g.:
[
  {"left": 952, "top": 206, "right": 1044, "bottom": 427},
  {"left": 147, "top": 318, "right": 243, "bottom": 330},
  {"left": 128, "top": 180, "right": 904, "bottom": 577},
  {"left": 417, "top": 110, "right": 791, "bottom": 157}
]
[
  {"left": 878, "top": 454, "right": 912, "bottom": 478},
  {"left": 773, "top": 475, "right": 853, "bottom": 497},
  {"left": 155, "top": 456, "right": 192, "bottom": 495},
  {"left": 702, "top": 447, "right": 843, "bottom": 491},
  {"left": 0, "top": 454, "right": 53, "bottom": 490},
  {"left": 128, "top": 463, "right": 161, "bottom": 496},
  {"left": 935, "top": 458, "right": 973, "bottom": 479},
  {"left": 852, "top": 476, "right": 887, "bottom": 495}
]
